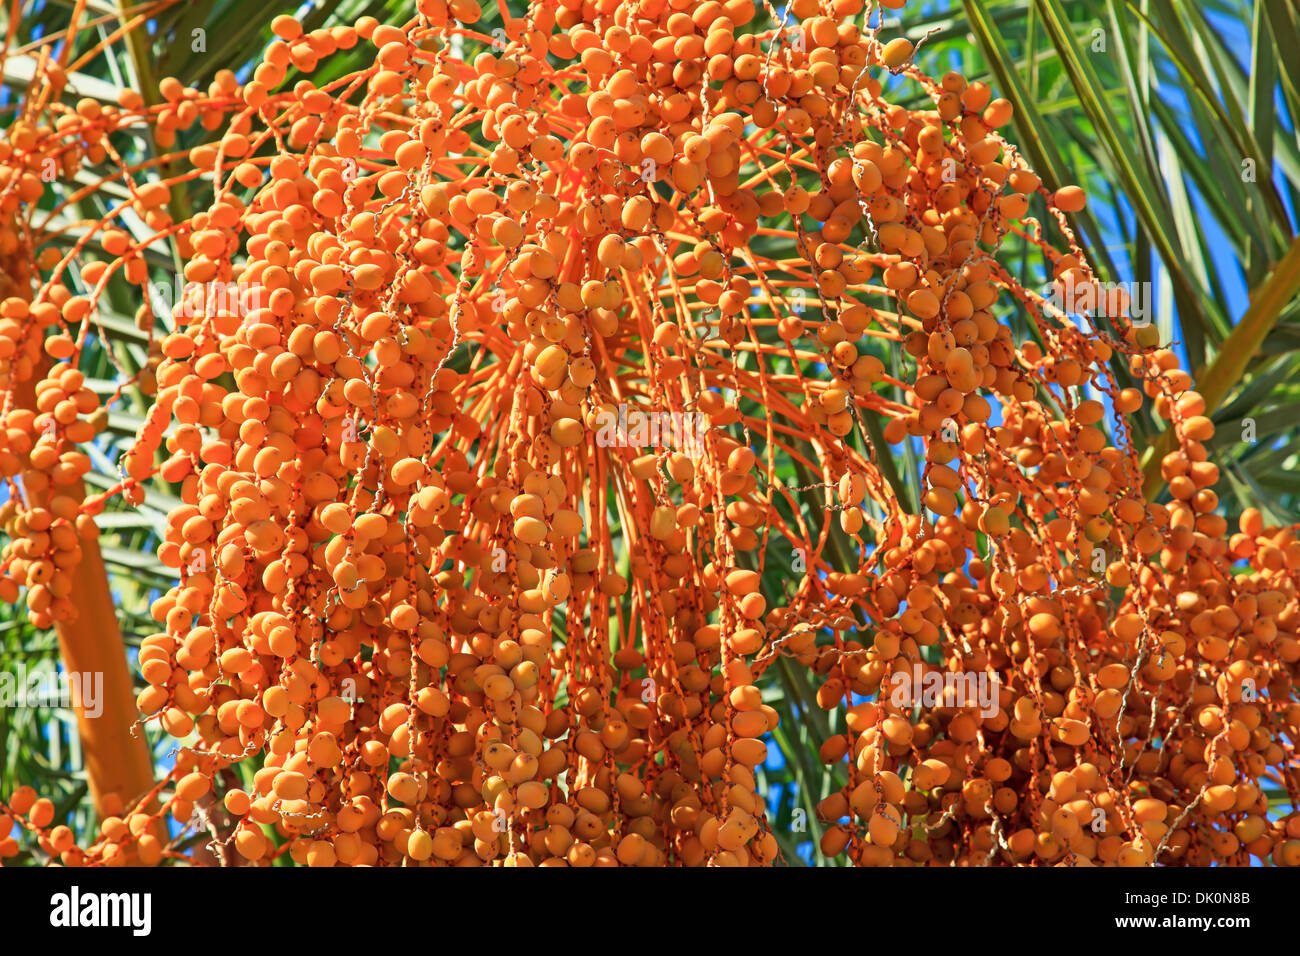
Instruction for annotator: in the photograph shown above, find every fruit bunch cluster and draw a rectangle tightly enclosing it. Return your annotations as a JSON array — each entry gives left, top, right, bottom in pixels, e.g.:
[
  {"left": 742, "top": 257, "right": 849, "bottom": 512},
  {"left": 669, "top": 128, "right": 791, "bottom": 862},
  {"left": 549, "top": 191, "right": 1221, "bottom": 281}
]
[{"left": 1, "top": 0, "right": 1297, "bottom": 867}]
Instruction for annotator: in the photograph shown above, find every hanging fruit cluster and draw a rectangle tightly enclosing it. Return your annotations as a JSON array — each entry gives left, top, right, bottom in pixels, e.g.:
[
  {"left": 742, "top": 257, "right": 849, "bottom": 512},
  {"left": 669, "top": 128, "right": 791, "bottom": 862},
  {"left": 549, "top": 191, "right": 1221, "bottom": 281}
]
[{"left": 2, "top": 0, "right": 1299, "bottom": 867}]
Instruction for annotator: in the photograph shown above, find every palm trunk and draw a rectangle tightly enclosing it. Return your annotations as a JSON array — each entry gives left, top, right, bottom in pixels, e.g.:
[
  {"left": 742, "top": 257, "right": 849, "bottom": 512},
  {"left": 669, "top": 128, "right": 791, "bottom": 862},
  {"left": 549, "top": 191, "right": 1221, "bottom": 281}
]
[{"left": 16, "top": 363, "right": 156, "bottom": 822}]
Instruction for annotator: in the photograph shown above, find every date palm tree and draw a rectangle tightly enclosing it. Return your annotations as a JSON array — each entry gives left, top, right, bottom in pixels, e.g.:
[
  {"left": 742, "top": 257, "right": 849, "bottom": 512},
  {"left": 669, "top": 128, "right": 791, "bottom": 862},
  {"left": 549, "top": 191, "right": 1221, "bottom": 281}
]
[{"left": 0, "top": 0, "right": 1294, "bottom": 864}]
